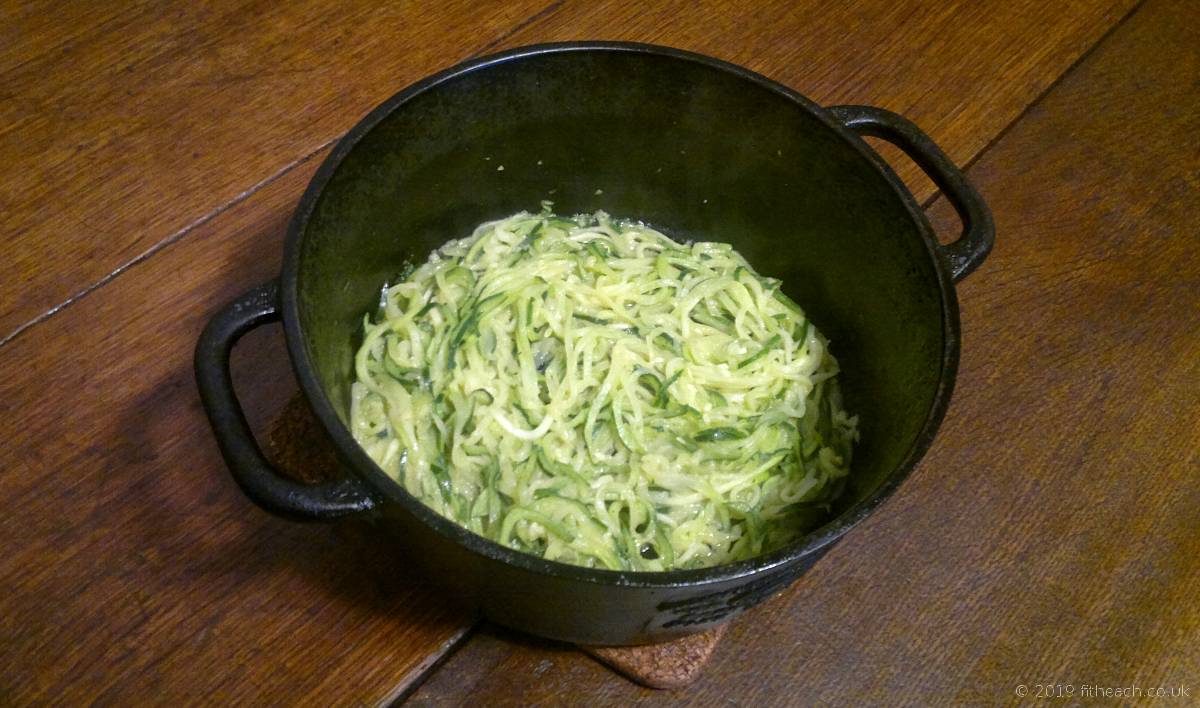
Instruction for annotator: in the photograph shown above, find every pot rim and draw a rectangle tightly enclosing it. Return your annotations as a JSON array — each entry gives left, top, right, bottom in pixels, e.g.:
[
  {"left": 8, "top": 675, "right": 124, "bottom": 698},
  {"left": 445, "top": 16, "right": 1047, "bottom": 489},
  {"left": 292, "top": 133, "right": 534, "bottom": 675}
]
[{"left": 280, "top": 41, "right": 960, "bottom": 589}]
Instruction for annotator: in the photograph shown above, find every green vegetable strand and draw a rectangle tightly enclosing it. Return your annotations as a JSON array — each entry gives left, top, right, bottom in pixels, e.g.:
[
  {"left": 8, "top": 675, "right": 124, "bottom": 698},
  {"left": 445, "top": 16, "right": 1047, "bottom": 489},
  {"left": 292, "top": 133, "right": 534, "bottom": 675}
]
[{"left": 350, "top": 208, "right": 858, "bottom": 570}]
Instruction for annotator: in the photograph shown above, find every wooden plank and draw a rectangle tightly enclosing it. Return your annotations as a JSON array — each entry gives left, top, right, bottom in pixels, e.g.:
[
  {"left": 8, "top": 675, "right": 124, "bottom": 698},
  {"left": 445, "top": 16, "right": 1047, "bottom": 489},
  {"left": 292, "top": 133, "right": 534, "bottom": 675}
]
[
  {"left": 406, "top": 0, "right": 1200, "bottom": 703},
  {"left": 0, "top": 0, "right": 552, "bottom": 341},
  {"left": 0, "top": 0, "right": 1146, "bottom": 703},
  {"left": 477, "top": 0, "right": 1139, "bottom": 207},
  {"left": 0, "top": 149, "right": 475, "bottom": 705},
  {"left": 0, "top": 0, "right": 1134, "bottom": 344}
]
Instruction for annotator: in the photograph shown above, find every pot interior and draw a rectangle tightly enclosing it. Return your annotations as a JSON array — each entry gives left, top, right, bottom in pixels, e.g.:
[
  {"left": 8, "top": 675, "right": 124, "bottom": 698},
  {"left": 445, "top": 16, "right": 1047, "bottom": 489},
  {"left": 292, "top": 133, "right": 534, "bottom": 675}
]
[{"left": 294, "top": 46, "right": 946, "bottom": 525}]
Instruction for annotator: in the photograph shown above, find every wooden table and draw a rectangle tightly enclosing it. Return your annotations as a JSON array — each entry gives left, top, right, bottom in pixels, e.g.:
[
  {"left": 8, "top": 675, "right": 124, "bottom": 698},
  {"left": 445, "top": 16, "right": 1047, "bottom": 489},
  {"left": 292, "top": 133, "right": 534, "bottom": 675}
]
[{"left": 2, "top": 0, "right": 1196, "bottom": 704}]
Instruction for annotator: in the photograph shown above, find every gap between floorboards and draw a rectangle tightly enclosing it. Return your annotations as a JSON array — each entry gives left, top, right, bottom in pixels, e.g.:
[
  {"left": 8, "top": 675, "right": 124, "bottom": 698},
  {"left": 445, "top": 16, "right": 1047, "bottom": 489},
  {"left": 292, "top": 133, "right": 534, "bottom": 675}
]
[
  {"left": 0, "top": 0, "right": 1138, "bottom": 352},
  {"left": 0, "top": 0, "right": 567, "bottom": 351}
]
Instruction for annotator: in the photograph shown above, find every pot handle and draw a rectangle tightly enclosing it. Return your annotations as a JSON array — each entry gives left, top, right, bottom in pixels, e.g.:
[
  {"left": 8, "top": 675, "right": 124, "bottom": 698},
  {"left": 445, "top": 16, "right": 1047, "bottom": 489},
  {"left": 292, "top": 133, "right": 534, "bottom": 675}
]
[
  {"left": 194, "top": 278, "right": 378, "bottom": 520},
  {"left": 828, "top": 105, "right": 994, "bottom": 282}
]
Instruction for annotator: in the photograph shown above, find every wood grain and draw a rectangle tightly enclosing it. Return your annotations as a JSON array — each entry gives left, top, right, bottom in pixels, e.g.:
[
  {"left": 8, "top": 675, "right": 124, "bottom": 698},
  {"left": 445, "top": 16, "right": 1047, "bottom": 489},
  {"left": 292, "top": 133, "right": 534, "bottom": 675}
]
[
  {"left": 0, "top": 0, "right": 1134, "bottom": 344},
  {"left": 406, "top": 0, "right": 1200, "bottom": 704},
  {"left": 486, "top": 0, "right": 1140, "bottom": 208},
  {"left": 0, "top": 149, "right": 476, "bottom": 705},
  {"left": 0, "top": 0, "right": 1159, "bottom": 704},
  {"left": 0, "top": 0, "right": 551, "bottom": 341}
]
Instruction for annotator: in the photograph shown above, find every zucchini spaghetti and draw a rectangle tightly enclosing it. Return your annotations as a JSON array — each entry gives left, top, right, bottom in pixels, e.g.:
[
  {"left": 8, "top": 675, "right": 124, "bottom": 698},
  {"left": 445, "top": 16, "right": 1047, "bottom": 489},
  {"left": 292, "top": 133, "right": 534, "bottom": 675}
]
[{"left": 350, "top": 208, "right": 857, "bottom": 570}]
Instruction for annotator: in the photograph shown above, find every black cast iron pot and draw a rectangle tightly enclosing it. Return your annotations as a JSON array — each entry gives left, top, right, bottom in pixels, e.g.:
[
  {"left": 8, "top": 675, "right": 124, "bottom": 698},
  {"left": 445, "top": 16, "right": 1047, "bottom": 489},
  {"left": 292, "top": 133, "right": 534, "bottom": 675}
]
[{"left": 195, "top": 42, "right": 992, "bottom": 646}]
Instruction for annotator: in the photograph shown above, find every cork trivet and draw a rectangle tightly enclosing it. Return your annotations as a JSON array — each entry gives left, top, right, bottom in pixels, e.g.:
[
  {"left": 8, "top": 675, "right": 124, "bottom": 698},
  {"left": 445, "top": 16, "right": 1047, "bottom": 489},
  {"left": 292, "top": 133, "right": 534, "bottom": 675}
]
[
  {"left": 582, "top": 624, "right": 728, "bottom": 689},
  {"left": 265, "top": 394, "right": 341, "bottom": 484},
  {"left": 266, "top": 392, "right": 729, "bottom": 689}
]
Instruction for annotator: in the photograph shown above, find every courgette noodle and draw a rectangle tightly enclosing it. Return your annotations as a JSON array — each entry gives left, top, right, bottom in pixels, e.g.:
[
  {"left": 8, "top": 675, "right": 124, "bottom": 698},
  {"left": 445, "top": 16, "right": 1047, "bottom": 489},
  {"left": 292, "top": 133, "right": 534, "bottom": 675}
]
[{"left": 350, "top": 206, "right": 858, "bottom": 571}]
